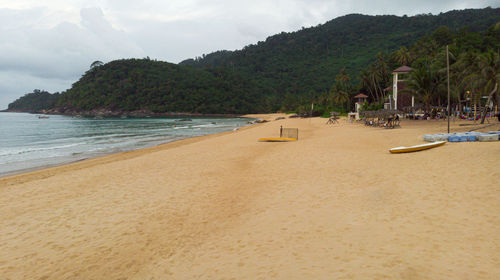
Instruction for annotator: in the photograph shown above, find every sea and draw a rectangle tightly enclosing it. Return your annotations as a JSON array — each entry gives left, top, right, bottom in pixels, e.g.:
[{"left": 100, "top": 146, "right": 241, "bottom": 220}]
[{"left": 0, "top": 112, "right": 253, "bottom": 177}]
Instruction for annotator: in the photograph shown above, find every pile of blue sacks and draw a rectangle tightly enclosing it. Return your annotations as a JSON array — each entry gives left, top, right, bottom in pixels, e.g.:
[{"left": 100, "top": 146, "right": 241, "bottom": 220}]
[{"left": 423, "top": 131, "right": 500, "bottom": 142}]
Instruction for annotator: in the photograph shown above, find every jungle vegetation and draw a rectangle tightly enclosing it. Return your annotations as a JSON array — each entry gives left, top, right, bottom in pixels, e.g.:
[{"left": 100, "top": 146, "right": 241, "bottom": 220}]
[
  {"left": 6, "top": 8, "right": 500, "bottom": 115},
  {"left": 7, "top": 90, "right": 61, "bottom": 112}
]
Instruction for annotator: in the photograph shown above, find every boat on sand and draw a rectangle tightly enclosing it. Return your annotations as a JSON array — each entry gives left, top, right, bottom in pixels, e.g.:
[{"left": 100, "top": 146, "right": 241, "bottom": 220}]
[{"left": 389, "top": 141, "right": 446, "bottom": 153}]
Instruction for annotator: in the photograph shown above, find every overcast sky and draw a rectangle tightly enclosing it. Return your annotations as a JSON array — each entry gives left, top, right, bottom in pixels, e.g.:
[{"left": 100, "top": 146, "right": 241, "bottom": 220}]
[{"left": 0, "top": 0, "right": 498, "bottom": 109}]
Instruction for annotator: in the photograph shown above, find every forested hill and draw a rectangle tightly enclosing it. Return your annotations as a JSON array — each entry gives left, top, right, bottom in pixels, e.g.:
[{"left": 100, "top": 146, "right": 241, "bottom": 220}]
[
  {"left": 180, "top": 8, "right": 500, "bottom": 96},
  {"left": 7, "top": 7, "right": 500, "bottom": 115},
  {"left": 7, "top": 90, "right": 60, "bottom": 112},
  {"left": 56, "top": 59, "right": 261, "bottom": 114}
]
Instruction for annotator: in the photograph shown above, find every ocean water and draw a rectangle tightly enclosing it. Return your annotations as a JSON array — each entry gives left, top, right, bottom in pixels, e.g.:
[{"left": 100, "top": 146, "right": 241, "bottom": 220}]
[{"left": 0, "top": 112, "right": 253, "bottom": 177}]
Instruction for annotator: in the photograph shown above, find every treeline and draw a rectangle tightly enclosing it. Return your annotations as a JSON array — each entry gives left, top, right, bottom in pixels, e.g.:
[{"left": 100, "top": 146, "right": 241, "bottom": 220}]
[
  {"left": 319, "top": 21, "right": 500, "bottom": 116},
  {"left": 6, "top": 8, "right": 500, "bottom": 115},
  {"left": 7, "top": 90, "right": 60, "bottom": 112},
  {"left": 56, "top": 59, "right": 262, "bottom": 114},
  {"left": 180, "top": 7, "right": 500, "bottom": 113}
]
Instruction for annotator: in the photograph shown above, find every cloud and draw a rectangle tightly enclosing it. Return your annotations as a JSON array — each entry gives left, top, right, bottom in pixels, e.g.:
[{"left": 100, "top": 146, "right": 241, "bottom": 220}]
[{"left": 0, "top": 6, "right": 145, "bottom": 109}]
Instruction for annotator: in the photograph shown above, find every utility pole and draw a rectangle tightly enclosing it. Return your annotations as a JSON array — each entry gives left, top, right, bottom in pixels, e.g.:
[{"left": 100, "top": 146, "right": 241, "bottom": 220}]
[{"left": 447, "top": 45, "right": 450, "bottom": 133}]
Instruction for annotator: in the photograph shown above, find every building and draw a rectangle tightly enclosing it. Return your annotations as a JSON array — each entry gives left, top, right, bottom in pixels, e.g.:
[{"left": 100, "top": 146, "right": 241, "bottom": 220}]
[
  {"left": 354, "top": 93, "right": 368, "bottom": 112},
  {"left": 389, "top": 66, "right": 414, "bottom": 110}
]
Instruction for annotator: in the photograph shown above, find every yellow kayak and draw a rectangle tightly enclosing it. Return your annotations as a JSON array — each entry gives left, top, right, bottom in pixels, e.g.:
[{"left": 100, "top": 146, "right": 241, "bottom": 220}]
[
  {"left": 389, "top": 141, "right": 446, "bottom": 153},
  {"left": 258, "top": 137, "right": 297, "bottom": 142}
]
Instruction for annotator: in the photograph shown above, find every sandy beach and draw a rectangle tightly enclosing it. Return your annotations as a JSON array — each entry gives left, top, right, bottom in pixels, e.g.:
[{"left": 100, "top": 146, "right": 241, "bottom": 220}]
[{"left": 1, "top": 115, "right": 499, "bottom": 279}]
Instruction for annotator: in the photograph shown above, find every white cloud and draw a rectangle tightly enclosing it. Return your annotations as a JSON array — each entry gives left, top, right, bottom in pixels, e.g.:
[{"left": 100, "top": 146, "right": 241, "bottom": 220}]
[{"left": 0, "top": 5, "right": 145, "bottom": 109}]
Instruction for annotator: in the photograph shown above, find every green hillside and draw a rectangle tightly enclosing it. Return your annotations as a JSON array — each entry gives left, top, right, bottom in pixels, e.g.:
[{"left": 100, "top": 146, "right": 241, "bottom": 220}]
[
  {"left": 56, "top": 59, "right": 261, "bottom": 114},
  {"left": 7, "top": 90, "right": 60, "bottom": 112},
  {"left": 180, "top": 8, "right": 500, "bottom": 99},
  {"left": 7, "top": 7, "right": 500, "bottom": 115}
]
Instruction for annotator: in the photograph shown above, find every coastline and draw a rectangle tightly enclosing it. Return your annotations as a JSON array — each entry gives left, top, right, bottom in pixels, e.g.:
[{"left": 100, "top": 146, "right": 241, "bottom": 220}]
[
  {"left": 0, "top": 113, "right": 257, "bottom": 179},
  {"left": 0, "top": 117, "right": 261, "bottom": 185},
  {"left": 1, "top": 115, "right": 499, "bottom": 279},
  {"left": 0, "top": 108, "right": 247, "bottom": 118}
]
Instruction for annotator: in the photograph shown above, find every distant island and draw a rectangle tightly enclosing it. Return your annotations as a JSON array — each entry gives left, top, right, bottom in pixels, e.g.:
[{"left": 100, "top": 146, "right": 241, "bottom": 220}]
[{"left": 5, "top": 7, "right": 500, "bottom": 117}]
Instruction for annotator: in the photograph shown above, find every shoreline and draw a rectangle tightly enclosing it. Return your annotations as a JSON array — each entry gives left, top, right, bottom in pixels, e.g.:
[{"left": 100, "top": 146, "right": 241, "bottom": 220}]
[
  {"left": 0, "top": 113, "right": 259, "bottom": 181},
  {"left": 0, "top": 109, "right": 248, "bottom": 118},
  {"left": 0, "top": 118, "right": 263, "bottom": 186},
  {"left": 1, "top": 116, "right": 499, "bottom": 279},
  {"left": 2, "top": 114, "right": 497, "bottom": 183}
]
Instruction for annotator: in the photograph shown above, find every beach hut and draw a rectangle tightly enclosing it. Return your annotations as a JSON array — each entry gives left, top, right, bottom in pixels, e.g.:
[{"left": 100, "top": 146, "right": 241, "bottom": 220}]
[
  {"left": 354, "top": 93, "right": 368, "bottom": 112},
  {"left": 348, "top": 93, "right": 369, "bottom": 121}
]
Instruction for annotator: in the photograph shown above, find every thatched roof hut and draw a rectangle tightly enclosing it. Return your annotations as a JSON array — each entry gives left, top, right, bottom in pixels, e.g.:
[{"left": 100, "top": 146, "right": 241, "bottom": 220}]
[{"left": 361, "top": 109, "right": 403, "bottom": 119}]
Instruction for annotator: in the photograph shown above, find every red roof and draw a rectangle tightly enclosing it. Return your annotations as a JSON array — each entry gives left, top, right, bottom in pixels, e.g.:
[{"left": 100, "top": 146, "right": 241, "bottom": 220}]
[
  {"left": 393, "top": 65, "right": 412, "bottom": 73},
  {"left": 354, "top": 94, "right": 368, "bottom": 98}
]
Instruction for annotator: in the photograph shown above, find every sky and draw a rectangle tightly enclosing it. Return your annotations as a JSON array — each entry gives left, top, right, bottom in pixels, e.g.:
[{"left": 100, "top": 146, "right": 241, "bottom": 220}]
[{"left": 0, "top": 0, "right": 498, "bottom": 109}]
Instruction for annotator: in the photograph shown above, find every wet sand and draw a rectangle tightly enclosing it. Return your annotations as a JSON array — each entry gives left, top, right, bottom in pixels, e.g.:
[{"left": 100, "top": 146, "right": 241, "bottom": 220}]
[{"left": 1, "top": 116, "right": 499, "bottom": 279}]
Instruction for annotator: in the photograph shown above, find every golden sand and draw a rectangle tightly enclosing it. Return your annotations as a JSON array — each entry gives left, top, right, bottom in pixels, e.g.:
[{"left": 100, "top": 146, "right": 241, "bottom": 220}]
[{"left": 1, "top": 116, "right": 499, "bottom": 279}]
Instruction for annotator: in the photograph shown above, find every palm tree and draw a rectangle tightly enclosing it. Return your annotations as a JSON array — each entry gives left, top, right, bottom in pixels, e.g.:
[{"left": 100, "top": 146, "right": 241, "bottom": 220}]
[
  {"left": 404, "top": 63, "right": 443, "bottom": 112},
  {"left": 330, "top": 83, "right": 350, "bottom": 111},
  {"left": 464, "top": 51, "right": 500, "bottom": 123},
  {"left": 431, "top": 47, "right": 457, "bottom": 107},
  {"left": 450, "top": 51, "right": 478, "bottom": 114},
  {"left": 394, "top": 46, "right": 412, "bottom": 66},
  {"left": 335, "top": 68, "right": 350, "bottom": 84},
  {"left": 360, "top": 69, "right": 379, "bottom": 102},
  {"left": 472, "top": 52, "right": 499, "bottom": 94},
  {"left": 411, "top": 38, "right": 440, "bottom": 59},
  {"left": 330, "top": 69, "right": 352, "bottom": 111},
  {"left": 360, "top": 54, "right": 391, "bottom": 104}
]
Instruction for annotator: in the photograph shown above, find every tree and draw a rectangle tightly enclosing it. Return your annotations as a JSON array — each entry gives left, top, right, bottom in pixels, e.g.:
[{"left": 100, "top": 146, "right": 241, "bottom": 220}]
[
  {"left": 432, "top": 26, "right": 453, "bottom": 46},
  {"left": 450, "top": 51, "right": 480, "bottom": 114},
  {"left": 331, "top": 83, "right": 349, "bottom": 108},
  {"left": 90, "top": 60, "right": 104, "bottom": 69},
  {"left": 464, "top": 51, "right": 500, "bottom": 123},
  {"left": 404, "top": 62, "right": 443, "bottom": 112},
  {"left": 360, "top": 69, "right": 378, "bottom": 101},
  {"left": 7, "top": 90, "right": 60, "bottom": 112},
  {"left": 393, "top": 46, "right": 412, "bottom": 66},
  {"left": 359, "top": 53, "right": 391, "bottom": 104},
  {"left": 330, "top": 69, "right": 353, "bottom": 112},
  {"left": 335, "top": 68, "right": 350, "bottom": 84}
]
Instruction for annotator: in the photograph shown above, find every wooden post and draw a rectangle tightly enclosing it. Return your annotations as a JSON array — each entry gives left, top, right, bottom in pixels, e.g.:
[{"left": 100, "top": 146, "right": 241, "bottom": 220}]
[
  {"left": 447, "top": 45, "right": 450, "bottom": 133},
  {"left": 474, "top": 103, "right": 476, "bottom": 122},
  {"left": 474, "top": 91, "right": 477, "bottom": 122}
]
